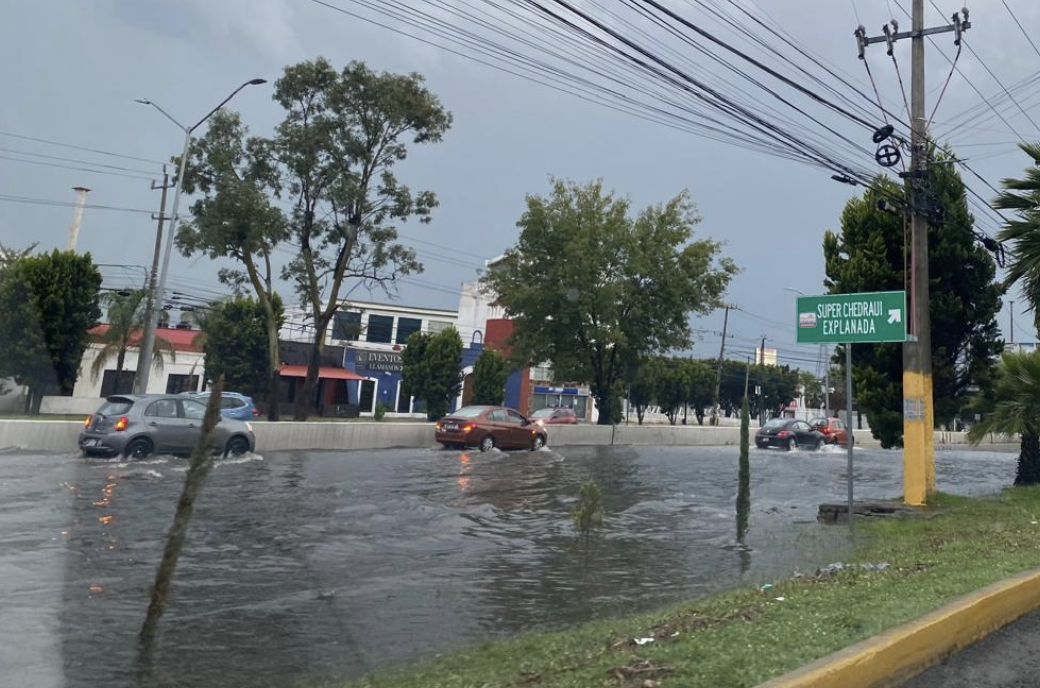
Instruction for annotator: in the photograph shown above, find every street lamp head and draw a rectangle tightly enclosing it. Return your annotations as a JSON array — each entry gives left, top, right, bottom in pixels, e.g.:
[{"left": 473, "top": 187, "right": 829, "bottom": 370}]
[
  {"left": 247, "top": 78, "right": 267, "bottom": 86},
  {"left": 134, "top": 98, "right": 152, "bottom": 105}
]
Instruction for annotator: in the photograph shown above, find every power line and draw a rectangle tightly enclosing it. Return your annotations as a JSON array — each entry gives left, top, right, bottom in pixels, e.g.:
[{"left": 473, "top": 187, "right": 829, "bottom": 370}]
[
  {"left": 0, "top": 130, "right": 168, "bottom": 165},
  {"left": 0, "top": 193, "right": 154, "bottom": 215},
  {"left": 0, "top": 154, "right": 158, "bottom": 181},
  {"left": 1001, "top": 0, "right": 1040, "bottom": 61}
]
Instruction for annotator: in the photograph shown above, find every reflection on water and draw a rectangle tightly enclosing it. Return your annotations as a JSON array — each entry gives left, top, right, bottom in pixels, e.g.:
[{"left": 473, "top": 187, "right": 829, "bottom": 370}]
[{"left": 0, "top": 445, "right": 1017, "bottom": 688}]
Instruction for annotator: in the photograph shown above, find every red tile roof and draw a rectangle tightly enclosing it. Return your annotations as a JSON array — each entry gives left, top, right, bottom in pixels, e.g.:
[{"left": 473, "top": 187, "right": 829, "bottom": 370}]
[{"left": 88, "top": 324, "right": 203, "bottom": 353}]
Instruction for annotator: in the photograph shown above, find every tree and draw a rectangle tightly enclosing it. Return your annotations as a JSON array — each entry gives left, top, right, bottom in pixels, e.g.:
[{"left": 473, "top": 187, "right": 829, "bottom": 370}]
[
  {"left": 823, "top": 161, "right": 1004, "bottom": 447},
  {"left": 0, "top": 250, "right": 101, "bottom": 413},
  {"left": 626, "top": 358, "right": 659, "bottom": 425},
  {"left": 472, "top": 347, "right": 508, "bottom": 405},
  {"left": 401, "top": 328, "right": 463, "bottom": 420},
  {"left": 747, "top": 364, "right": 800, "bottom": 419},
  {"left": 718, "top": 359, "right": 749, "bottom": 417},
  {"left": 177, "top": 110, "right": 289, "bottom": 420},
  {"left": 198, "top": 296, "right": 284, "bottom": 405},
  {"left": 90, "top": 290, "right": 176, "bottom": 393},
  {"left": 422, "top": 328, "right": 464, "bottom": 420},
  {"left": 483, "top": 180, "right": 737, "bottom": 425},
  {"left": 179, "top": 59, "right": 451, "bottom": 422},
  {"left": 656, "top": 358, "right": 688, "bottom": 425},
  {"left": 685, "top": 359, "right": 715, "bottom": 425},
  {"left": 798, "top": 371, "right": 825, "bottom": 411},
  {"left": 969, "top": 351, "right": 1040, "bottom": 485},
  {"left": 995, "top": 142, "right": 1040, "bottom": 332},
  {"left": 736, "top": 396, "right": 750, "bottom": 543}
]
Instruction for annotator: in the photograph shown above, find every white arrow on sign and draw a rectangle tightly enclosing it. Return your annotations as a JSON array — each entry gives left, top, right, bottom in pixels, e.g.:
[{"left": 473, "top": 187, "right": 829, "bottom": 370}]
[{"left": 887, "top": 309, "right": 902, "bottom": 325}]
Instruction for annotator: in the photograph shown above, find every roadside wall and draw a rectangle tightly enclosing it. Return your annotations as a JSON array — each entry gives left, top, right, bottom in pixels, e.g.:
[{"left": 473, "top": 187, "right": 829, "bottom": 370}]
[{"left": 0, "top": 419, "right": 1011, "bottom": 453}]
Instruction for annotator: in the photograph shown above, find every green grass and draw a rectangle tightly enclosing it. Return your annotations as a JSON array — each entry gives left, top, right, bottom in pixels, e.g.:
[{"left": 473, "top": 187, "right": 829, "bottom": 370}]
[
  {"left": 0, "top": 413, "right": 85, "bottom": 421},
  {"left": 329, "top": 488, "right": 1040, "bottom": 688}
]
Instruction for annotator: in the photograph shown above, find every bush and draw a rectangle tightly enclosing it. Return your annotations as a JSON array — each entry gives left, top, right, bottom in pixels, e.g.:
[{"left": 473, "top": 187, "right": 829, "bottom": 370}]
[
  {"left": 374, "top": 402, "right": 387, "bottom": 421},
  {"left": 571, "top": 481, "right": 604, "bottom": 544}
]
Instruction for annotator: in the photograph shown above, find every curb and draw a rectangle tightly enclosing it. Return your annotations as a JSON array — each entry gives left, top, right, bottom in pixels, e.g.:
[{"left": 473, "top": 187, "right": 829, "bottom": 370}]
[{"left": 755, "top": 565, "right": 1040, "bottom": 688}]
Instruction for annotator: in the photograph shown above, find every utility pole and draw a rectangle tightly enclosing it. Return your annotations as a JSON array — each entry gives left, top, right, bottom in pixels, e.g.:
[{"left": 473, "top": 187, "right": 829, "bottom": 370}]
[
  {"left": 856, "top": 3, "right": 968, "bottom": 507},
  {"left": 134, "top": 168, "right": 173, "bottom": 394},
  {"left": 1010, "top": 300, "right": 1015, "bottom": 345},
  {"left": 711, "top": 305, "right": 730, "bottom": 424},
  {"left": 758, "top": 335, "right": 767, "bottom": 426},
  {"left": 743, "top": 356, "right": 750, "bottom": 399},
  {"left": 824, "top": 350, "right": 831, "bottom": 417}
]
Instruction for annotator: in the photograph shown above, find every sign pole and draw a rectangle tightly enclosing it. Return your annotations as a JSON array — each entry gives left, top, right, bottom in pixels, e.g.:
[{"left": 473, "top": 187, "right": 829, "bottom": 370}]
[{"left": 846, "top": 344, "right": 854, "bottom": 531}]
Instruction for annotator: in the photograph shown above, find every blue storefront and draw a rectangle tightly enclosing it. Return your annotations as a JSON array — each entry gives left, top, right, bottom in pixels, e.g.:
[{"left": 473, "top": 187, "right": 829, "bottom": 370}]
[{"left": 344, "top": 343, "right": 490, "bottom": 416}]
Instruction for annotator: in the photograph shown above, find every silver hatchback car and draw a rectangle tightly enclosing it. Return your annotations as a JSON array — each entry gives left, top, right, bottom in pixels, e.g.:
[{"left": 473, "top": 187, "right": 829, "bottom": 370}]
[{"left": 79, "top": 395, "right": 256, "bottom": 458}]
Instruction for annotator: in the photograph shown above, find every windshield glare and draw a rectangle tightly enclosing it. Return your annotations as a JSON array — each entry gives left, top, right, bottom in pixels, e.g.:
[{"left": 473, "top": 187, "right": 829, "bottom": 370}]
[
  {"left": 450, "top": 406, "right": 487, "bottom": 418},
  {"left": 764, "top": 419, "right": 788, "bottom": 428},
  {"left": 531, "top": 408, "right": 555, "bottom": 418}
]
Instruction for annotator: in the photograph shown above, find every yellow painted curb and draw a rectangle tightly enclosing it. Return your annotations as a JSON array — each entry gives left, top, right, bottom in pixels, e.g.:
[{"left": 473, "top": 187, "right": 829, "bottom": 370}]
[{"left": 755, "top": 565, "right": 1040, "bottom": 688}]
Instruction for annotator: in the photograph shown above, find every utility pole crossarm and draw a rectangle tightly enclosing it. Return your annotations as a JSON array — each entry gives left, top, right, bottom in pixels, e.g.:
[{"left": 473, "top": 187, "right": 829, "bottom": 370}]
[{"left": 860, "top": 21, "right": 970, "bottom": 46}]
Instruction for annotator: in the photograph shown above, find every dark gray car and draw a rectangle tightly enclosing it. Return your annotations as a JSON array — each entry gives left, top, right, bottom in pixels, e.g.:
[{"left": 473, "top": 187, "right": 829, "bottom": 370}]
[{"left": 79, "top": 395, "right": 256, "bottom": 458}]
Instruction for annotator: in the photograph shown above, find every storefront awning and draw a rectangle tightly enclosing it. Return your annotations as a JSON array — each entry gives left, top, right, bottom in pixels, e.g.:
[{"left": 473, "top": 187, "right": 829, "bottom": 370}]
[{"left": 278, "top": 364, "right": 367, "bottom": 381}]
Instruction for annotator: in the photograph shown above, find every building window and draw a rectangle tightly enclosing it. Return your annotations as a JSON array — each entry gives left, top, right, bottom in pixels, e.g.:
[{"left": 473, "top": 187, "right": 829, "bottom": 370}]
[
  {"left": 396, "top": 381, "right": 412, "bottom": 413},
  {"left": 428, "top": 320, "right": 452, "bottom": 334},
  {"left": 529, "top": 364, "right": 554, "bottom": 381},
  {"left": 165, "top": 374, "right": 200, "bottom": 395},
  {"left": 332, "top": 311, "right": 362, "bottom": 341},
  {"left": 396, "top": 317, "right": 422, "bottom": 344},
  {"left": 99, "top": 370, "right": 135, "bottom": 397},
  {"left": 366, "top": 315, "right": 394, "bottom": 343}
]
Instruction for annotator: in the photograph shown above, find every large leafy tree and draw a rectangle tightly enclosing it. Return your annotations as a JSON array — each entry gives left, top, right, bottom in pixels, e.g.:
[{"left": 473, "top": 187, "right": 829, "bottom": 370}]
[
  {"left": 823, "top": 162, "right": 1004, "bottom": 447},
  {"left": 402, "top": 328, "right": 463, "bottom": 421},
  {"left": 471, "top": 347, "right": 508, "bottom": 406},
  {"left": 197, "top": 296, "right": 284, "bottom": 406},
  {"left": 90, "top": 290, "right": 176, "bottom": 392},
  {"left": 0, "top": 250, "right": 101, "bottom": 412},
  {"left": 969, "top": 351, "right": 1040, "bottom": 485},
  {"left": 179, "top": 58, "right": 451, "bottom": 422},
  {"left": 484, "top": 180, "right": 736, "bottom": 425}
]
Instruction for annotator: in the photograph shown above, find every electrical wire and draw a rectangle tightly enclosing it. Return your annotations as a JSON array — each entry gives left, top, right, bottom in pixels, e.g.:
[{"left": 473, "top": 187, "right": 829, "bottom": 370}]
[
  {"left": 0, "top": 130, "right": 168, "bottom": 165},
  {"left": 0, "top": 154, "right": 158, "bottom": 181},
  {"left": 1001, "top": 0, "right": 1040, "bottom": 61}
]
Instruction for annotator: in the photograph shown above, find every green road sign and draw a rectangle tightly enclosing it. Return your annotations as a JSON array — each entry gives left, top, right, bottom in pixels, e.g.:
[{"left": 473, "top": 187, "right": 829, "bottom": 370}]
[{"left": 796, "top": 291, "right": 907, "bottom": 344}]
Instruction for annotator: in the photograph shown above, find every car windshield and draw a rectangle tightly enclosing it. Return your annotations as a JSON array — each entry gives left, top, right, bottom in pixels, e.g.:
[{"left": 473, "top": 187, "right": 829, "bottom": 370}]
[
  {"left": 531, "top": 408, "right": 556, "bottom": 418},
  {"left": 450, "top": 406, "right": 487, "bottom": 418},
  {"left": 809, "top": 418, "right": 827, "bottom": 427},
  {"left": 764, "top": 419, "right": 788, "bottom": 429}
]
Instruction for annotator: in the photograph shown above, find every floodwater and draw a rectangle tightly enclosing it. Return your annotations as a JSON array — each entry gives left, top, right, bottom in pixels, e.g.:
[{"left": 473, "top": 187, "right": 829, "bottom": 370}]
[{"left": 0, "top": 444, "right": 1017, "bottom": 688}]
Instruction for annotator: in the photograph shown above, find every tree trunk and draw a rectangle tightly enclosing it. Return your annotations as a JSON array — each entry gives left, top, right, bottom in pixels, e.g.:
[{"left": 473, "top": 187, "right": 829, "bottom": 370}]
[
  {"left": 636, "top": 406, "right": 645, "bottom": 425},
  {"left": 294, "top": 333, "right": 325, "bottom": 421},
  {"left": 116, "top": 348, "right": 127, "bottom": 394},
  {"left": 595, "top": 391, "right": 613, "bottom": 425},
  {"left": 265, "top": 316, "right": 281, "bottom": 422},
  {"left": 1015, "top": 431, "right": 1040, "bottom": 486}
]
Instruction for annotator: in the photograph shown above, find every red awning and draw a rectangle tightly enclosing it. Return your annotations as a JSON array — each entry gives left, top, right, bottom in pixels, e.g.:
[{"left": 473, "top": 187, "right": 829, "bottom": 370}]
[{"left": 278, "top": 365, "right": 367, "bottom": 381}]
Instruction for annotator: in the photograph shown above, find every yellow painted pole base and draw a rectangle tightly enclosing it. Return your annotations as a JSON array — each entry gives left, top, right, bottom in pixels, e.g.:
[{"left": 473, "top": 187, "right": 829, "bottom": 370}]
[{"left": 903, "top": 371, "right": 936, "bottom": 506}]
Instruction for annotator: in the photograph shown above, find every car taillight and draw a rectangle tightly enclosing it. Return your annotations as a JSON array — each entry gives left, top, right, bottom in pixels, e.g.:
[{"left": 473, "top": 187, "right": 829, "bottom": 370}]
[
  {"left": 114, "top": 416, "right": 129, "bottom": 432},
  {"left": 776, "top": 430, "right": 790, "bottom": 438},
  {"left": 252, "top": 407, "right": 259, "bottom": 417},
  {"left": 462, "top": 423, "right": 475, "bottom": 433},
  {"left": 84, "top": 416, "right": 92, "bottom": 429}
]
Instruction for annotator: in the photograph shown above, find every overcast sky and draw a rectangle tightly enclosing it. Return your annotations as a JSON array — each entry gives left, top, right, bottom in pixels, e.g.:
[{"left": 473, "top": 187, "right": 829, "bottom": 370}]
[{"left": 2, "top": 0, "right": 1038, "bottom": 370}]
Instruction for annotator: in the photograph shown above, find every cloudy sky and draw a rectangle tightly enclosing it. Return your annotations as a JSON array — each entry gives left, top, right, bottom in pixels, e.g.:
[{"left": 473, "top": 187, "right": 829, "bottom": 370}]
[{"left": 2, "top": 0, "right": 1038, "bottom": 369}]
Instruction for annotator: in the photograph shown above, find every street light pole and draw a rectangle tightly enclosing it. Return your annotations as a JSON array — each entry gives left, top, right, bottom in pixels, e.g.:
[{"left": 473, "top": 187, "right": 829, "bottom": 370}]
[{"left": 133, "top": 79, "right": 266, "bottom": 394}]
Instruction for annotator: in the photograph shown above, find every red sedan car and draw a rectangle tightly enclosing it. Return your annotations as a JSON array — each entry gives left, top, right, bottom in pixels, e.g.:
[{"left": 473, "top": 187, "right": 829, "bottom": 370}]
[
  {"left": 808, "top": 417, "right": 853, "bottom": 445},
  {"left": 435, "top": 405, "right": 548, "bottom": 452},
  {"left": 530, "top": 407, "right": 578, "bottom": 426}
]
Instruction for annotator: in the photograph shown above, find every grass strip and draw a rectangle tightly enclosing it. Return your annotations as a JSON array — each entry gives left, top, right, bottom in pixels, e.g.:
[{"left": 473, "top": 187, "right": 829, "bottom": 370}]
[{"left": 331, "top": 487, "right": 1040, "bottom": 688}]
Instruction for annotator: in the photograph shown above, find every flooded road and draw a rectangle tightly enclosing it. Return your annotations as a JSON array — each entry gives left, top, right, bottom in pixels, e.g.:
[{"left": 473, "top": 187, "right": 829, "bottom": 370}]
[{"left": 0, "top": 444, "right": 1017, "bottom": 688}]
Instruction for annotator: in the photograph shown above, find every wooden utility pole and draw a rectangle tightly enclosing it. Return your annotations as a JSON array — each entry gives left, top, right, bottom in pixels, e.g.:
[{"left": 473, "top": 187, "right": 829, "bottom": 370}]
[
  {"left": 743, "top": 356, "right": 750, "bottom": 399},
  {"left": 134, "top": 167, "right": 173, "bottom": 394},
  {"left": 711, "top": 305, "right": 730, "bottom": 424},
  {"left": 856, "top": 2, "right": 968, "bottom": 506}
]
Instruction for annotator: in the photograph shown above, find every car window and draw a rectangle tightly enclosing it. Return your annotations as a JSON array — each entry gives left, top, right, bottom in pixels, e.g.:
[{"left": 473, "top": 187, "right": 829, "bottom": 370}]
[
  {"left": 505, "top": 410, "right": 525, "bottom": 425},
  {"left": 453, "top": 406, "right": 487, "bottom": 418},
  {"left": 146, "top": 399, "right": 178, "bottom": 418},
  {"left": 531, "top": 408, "right": 555, "bottom": 418},
  {"left": 488, "top": 410, "right": 508, "bottom": 422},
  {"left": 809, "top": 418, "right": 825, "bottom": 428},
  {"left": 180, "top": 399, "right": 207, "bottom": 421},
  {"left": 764, "top": 419, "right": 787, "bottom": 429},
  {"left": 794, "top": 421, "right": 810, "bottom": 431},
  {"left": 834, "top": 420, "right": 844, "bottom": 430},
  {"left": 99, "top": 399, "right": 133, "bottom": 416},
  {"left": 220, "top": 398, "right": 243, "bottom": 409}
]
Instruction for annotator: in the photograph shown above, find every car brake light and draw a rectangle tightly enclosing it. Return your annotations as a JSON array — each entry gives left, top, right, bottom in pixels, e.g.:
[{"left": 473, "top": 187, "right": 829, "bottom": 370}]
[
  {"left": 252, "top": 407, "right": 259, "bottom": 417},
  {"left": 462, "top": 423, "right": 475, "bottom": 433},
  {"left": 776, "top": 430, "right": 790, "bottom": 438},
  {"left": 83, "top": 416, "right": 92, "bottom": 429},
  {"left": 114, "top": 416, "right": 129, "bottom": 432}
]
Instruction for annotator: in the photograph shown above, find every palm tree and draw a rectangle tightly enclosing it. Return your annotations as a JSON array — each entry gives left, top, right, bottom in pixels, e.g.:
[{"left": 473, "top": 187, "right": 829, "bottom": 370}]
[
  {"left": 996, "top": 143, "right": 1040, "bottom": 330},
  {"left": 90, "top": 290, "right": 176, "bottom": 392},
  {"left": 969, "top": 351, "right": 1040, "bottom": 485}
]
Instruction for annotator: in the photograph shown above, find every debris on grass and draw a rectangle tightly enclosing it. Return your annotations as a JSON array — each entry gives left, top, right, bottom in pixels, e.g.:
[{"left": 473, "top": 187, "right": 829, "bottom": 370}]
[{"left": 609, "top": 659, "right": 674, "bottom": 682}]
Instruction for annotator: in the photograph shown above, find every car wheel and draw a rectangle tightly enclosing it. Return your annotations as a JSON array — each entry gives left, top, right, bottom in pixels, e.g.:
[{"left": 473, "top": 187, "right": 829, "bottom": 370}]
[
  {"left": 440, "top": 442, "right": 455, "bottom": 450},
  {"left": 786, "top": 437, "right": 797, "bottom": 452},
  {"left": 479, "top": 435, "right": 495, "bottom": 453},
  {"left": 815, "top": 438, "right": 824, "bottom": 451},
  {"left": 531, "top": 435, "right": 545, "bottom": 451},
  {"left": 123, "top": 437, "right": 153, "bottom": 460},
  {"left": 224, "top": 436, "right": 250, "bottom": 457}
]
